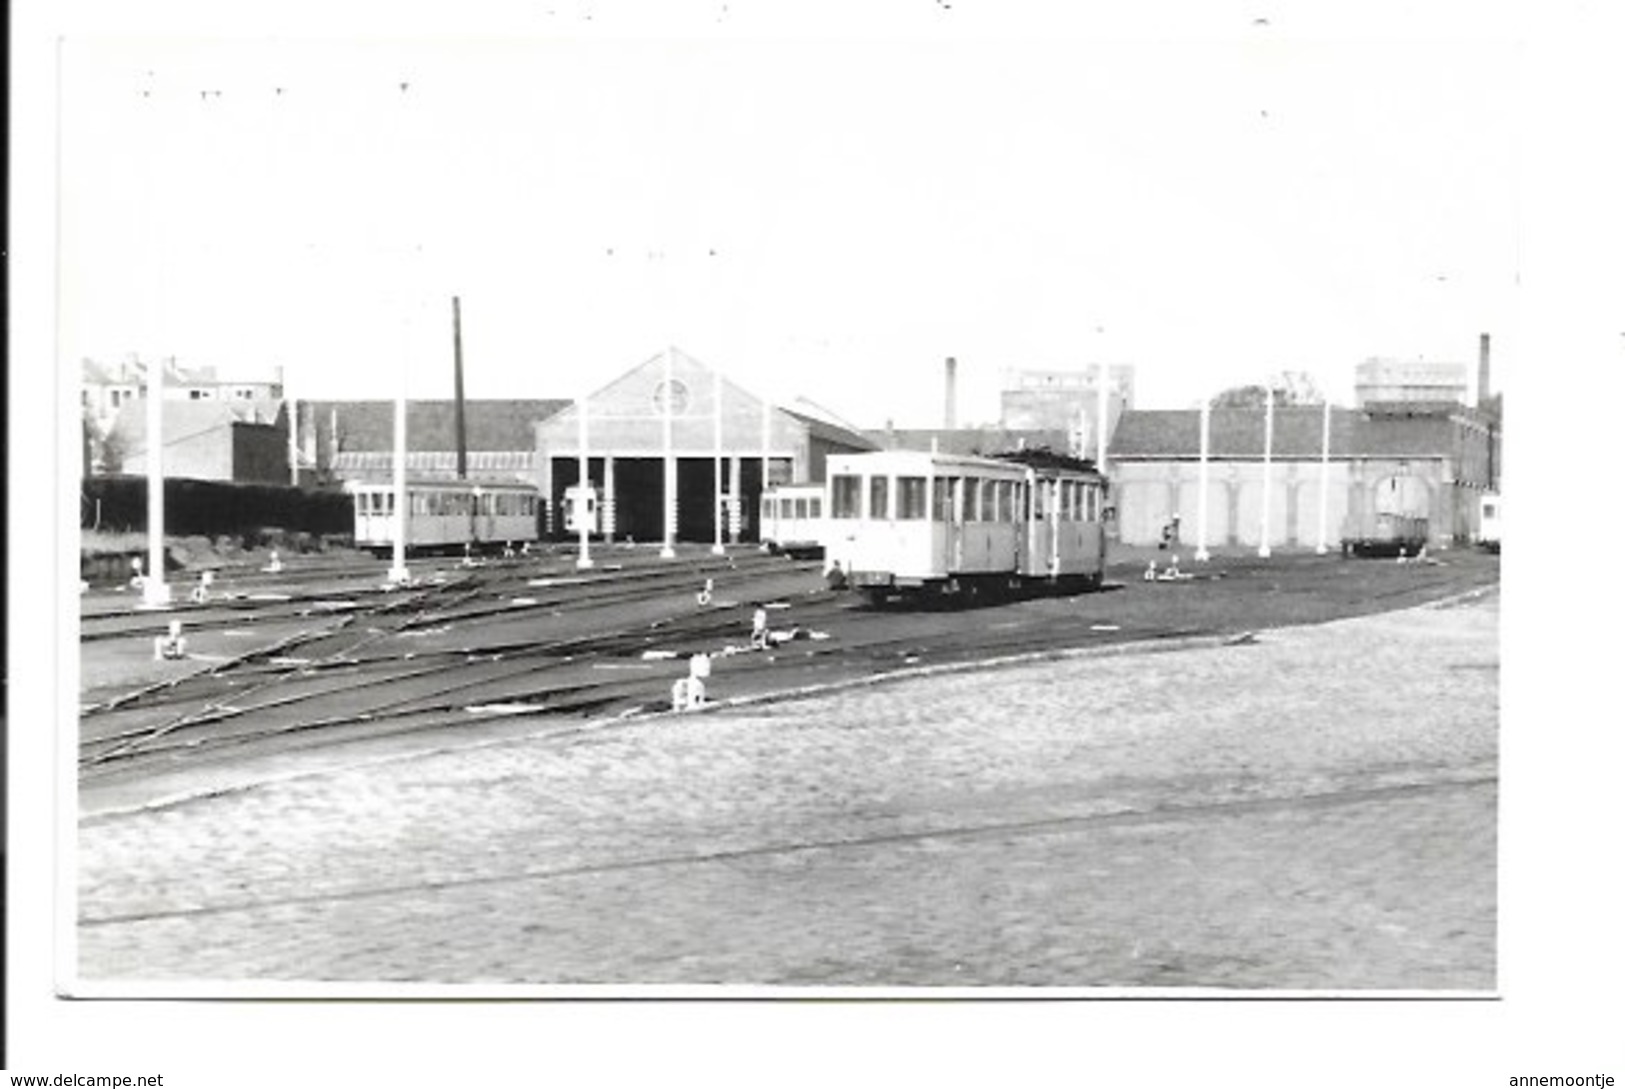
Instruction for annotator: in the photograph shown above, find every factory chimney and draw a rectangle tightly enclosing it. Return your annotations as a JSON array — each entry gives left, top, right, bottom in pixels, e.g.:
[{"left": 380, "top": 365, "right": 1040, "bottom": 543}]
[
  {"left": 453, "top": 296, "right": 467, "bottom": 480},
  {"left": 944, "top": 357, "right": 958, "bottom": 430},
  {"left": 1476, "top": 332, "right": 1491, "bottom": 407}
]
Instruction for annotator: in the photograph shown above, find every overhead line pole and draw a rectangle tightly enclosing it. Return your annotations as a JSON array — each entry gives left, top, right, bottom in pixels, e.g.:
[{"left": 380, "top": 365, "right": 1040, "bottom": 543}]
[{"left": 661, "top": 347, "right": 676, "bottom": 559}]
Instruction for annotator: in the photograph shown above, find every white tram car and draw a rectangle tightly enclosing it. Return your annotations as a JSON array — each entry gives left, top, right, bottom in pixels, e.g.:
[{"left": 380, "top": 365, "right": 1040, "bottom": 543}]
[
  {"left": 348, "top": 479, "right": 543, "bottom": 555},
  {"left": 823, "top": 450, "right": 1109, "bottom": 604},
  {"left": 759, "top": 483, "right": 827, "bottom": 557}
]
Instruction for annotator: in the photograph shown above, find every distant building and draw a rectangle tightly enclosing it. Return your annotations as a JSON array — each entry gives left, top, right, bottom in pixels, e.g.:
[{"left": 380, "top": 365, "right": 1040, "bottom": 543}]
[
  {"left": 1107, "top": 402, "right": 1499, "bottom": 549},
  {"left": 82, "top": 357, "right": 286, "bottom": 472},
  {"left": 998, "top": 364, "right": 1135, "bottom": 457},
  {"left": 1354, "top": 357, "right": 1468, "bottom": 407},
  {"left": 109, "top": 398, "right": 291, "bottom": 485}
]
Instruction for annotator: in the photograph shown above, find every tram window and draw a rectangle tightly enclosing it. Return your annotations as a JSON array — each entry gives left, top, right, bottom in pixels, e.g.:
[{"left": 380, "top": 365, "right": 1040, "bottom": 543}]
[
  {"left": 897, "top": 477, "right": 927, "bottom": 520},
  {"left": 1084, "top": 485, "right": 1096, "bottom": 521},
  {"left": 1033, "top": 481, "right": 1048, "bottom": 519},
  {"left": 831, "top": 475, "right": 862, "bottom": 519},
  {"left": 793, "top": 498, "right": 808, "bottom": 520},
  {"left": 809, "top": 496, "right": 822, "bottom": 518},
  {"left": 994, "top": 481, "right": 1013, "bottom": 522},
  {"left": 970, "top": 479, "right": 987, "bottom": 521},
  {"left": 868, "top": 475, "right": 890, "bottom": 520},
  {"left": 932, "top": 478, "right": 954, "bottom": 521}
]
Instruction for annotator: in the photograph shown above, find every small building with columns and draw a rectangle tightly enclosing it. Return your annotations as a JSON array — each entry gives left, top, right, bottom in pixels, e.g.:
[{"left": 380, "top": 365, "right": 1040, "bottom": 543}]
[
  {"left": 1107, "top": 401, "right": 1499, "bottom": 550},
  {"left": 534, "top": 347, "right": 877, "bottom": 544}
]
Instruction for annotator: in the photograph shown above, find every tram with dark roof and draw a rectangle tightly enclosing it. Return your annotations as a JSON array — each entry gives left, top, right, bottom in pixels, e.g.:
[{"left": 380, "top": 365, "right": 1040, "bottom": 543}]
[
  {"left": 822, "top": 449, "right": 1109, "bottom": 604},
  {"left": 347, "top": 478, "right": 543, "bottom": 555}
]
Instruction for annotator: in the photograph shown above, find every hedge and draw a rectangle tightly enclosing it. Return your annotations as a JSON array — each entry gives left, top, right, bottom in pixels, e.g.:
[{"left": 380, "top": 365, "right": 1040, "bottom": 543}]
[{"left": 81, "top": 476, "right": 352, "bottom": 537}]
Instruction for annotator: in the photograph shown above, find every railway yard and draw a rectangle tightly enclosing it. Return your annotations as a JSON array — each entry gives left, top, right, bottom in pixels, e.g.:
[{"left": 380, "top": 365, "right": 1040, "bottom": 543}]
[{"left": 74, "top": 543, "right": 1501, "bottom": 989}]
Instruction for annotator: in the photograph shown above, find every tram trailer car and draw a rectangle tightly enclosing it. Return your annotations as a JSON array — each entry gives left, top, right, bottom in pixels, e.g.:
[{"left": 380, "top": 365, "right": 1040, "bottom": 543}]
[
  {"left": 348, "top": 479, "right": 543, "bottom": 556},
  {"left": 1477, "top": 492, "right": 1502, "bottom": 553},
  {"left": 759, "top": 484, "right": 827, "bottom": 558},
  {"left": 823, "top": 449, "right": 1108, "bottom": 605},
  {"left": 1339, "top": 511, "right": 1431, "bottom": 558}
]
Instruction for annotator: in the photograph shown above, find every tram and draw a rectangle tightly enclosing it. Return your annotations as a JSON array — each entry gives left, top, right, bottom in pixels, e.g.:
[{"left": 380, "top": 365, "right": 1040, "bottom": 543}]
[
  {"left": 759, "top": 483, "right": 827, "bottom": 558},
  {"left": 822, "top": 449, "right": 1109, "bottom": 604},
  {"left": 347, "top": 478, "right": 543, "bottom": 555}
]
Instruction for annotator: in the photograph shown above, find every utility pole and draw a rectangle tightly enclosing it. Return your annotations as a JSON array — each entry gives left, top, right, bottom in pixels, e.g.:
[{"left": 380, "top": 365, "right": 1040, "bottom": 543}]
[
  {"left": 453, "top": 295, "right": 467, "bottom": 481},
  {"left": 143, "top": 357, "right": 170, "bottom": 607},
  {"left": 1258, "top": 387, "right": 1274, "bottom": 558}
]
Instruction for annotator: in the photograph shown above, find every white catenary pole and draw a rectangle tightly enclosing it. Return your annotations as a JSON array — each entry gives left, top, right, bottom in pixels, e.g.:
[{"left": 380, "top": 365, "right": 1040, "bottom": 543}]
[
  {"left": 712, "top": 364, "right": 725, "bottom": 555},
  {"left": 576, "top": 395, "right": 593, "bottom": 569},
  {"left": 661, "top": 347, "right": 677, "bottom": 559},
  {"left": 759, "top": 393, "right": 772, "bottom": 549},
  {"left": 388, "top": 80, "right": 413, "bottom": 586},
  {"left": 1195, "top": 395, "right": 1211, "bottom": 562},
  {"left": 389, "top": 345, "right": 409, "bottom": 585},
  {"left": 1316, "top": 397, "right": 1331, "bottom": 554},
  {"left": 1095, "top": 362, "right": 1109, "bottom": 474},
  {"left": 1257, "top": 386, "right": 1274, "bottom": 558},
  {"left": 288, "top": 392, "right": 299, "bottom": 486},
  {"left": 143, "top": 357, "right": 170, "bottom": 606}
]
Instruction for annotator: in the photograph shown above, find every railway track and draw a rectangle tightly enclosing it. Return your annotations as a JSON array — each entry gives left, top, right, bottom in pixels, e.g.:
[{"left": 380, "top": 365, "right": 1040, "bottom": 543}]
[{"left": 78, "top": 546, "right": 1500, "bottom": 789}]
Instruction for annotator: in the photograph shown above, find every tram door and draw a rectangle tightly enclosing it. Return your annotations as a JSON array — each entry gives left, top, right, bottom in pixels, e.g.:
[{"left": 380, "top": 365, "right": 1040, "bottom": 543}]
[{"left": 941, "top": 476, "right": 964, "bottom": 574}]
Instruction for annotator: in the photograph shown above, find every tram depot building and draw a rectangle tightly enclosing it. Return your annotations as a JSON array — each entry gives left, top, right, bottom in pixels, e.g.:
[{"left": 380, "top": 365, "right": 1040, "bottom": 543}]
[
  {"left": 302, "top": 346, "right": 1497, "bottom": 553},
  {"left": 309, "top": 347, "right": 877, "bottom": 545},
  {"left": 532, "top": 348, "right": 876, "bottom": 544}
]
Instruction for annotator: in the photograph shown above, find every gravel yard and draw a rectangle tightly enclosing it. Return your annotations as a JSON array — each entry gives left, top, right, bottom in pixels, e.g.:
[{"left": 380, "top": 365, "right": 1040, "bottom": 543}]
[{"left": 76, "top": 588, "right": 1498, "bottom": 990}]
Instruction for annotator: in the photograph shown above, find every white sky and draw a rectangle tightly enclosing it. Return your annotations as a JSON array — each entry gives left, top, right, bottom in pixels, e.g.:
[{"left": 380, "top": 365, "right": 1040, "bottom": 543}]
[{"left": 57, "top": 13, "right": 1523, "bottom": 425}]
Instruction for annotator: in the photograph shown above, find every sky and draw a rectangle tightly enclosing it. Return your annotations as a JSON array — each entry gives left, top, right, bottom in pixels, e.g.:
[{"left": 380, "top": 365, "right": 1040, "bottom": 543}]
[{"left": 55, "top": 12, "right": 1525, "bottom": 427}]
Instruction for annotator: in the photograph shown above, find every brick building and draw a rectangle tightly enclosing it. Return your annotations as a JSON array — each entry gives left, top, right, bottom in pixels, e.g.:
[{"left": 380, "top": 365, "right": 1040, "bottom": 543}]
[{"left": 1107, "top": 402, "right": 1500, "bottom": 549}]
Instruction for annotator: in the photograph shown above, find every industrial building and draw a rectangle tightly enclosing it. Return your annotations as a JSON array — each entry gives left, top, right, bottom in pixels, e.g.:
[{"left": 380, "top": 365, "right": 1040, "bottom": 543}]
[
  {"left": 1108, "top": 401, "right": 1499, "bottom": 550},
  {"left": 999, "top": 363, "right": 1135, "bottom": 455},
  {"left": 302, "top": 398, "right": 569, "bottom": 487}
]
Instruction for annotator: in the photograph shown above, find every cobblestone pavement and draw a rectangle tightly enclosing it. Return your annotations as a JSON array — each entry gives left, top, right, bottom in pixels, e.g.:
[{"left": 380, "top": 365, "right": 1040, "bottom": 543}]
[{"left": 76, "top": 592, "right": 1498, "bottom": 990}]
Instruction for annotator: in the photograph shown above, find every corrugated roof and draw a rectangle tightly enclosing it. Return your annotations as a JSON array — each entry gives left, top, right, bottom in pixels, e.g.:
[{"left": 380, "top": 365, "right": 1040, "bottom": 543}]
[
  {"left": 780, "top": 408, "right": 881, "bottom": 452},
  {"left": 1109, "top": 406, "right": 1464, "bottom": 460},
  {"left": 864, "top": 427, "right": 1071, "bottom": 457},
  {"left": 308, "top": 399, "right": 570, "bottom": 453},
  {"left": 330, "top": 450, "right": 535, "bottom": 483}
]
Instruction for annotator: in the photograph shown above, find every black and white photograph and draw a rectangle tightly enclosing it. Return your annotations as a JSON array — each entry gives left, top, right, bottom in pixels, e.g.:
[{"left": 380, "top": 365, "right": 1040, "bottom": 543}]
[{"left": 9, "top": 0, "right": 1624, "bottom": 1085}]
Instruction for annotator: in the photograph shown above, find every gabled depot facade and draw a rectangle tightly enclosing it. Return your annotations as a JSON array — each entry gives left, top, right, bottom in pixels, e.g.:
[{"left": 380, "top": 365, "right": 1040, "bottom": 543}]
[{"left": 534, "top": 348, "right": 876, "bottom": 543}]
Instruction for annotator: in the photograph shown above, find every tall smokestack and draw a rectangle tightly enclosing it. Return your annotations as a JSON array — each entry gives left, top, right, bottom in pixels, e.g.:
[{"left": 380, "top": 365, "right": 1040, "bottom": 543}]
[
  {"left": 944, "top": 357, "right": 958, "bottom": 430},
  {"left": 1477, "top": 332, "right": 1491, "bottom": 407},
  {"left": 453, "top": 296, "right": 467, "bottom": 480}
]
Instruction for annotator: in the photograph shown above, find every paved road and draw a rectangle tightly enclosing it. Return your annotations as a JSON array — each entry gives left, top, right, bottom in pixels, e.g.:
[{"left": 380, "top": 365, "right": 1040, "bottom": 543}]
[{"left": 76, "top": 590, "right": 1498, "bottom": 990}]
